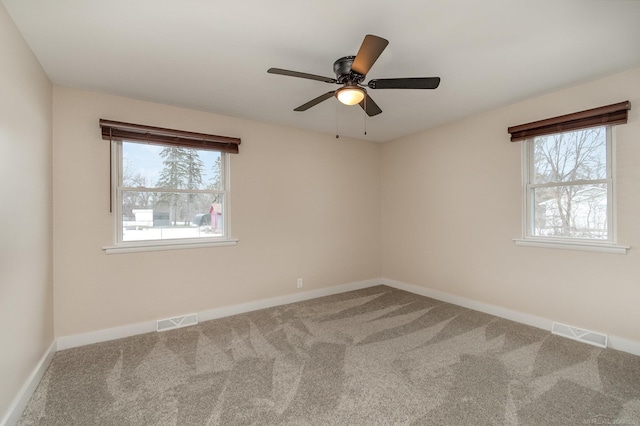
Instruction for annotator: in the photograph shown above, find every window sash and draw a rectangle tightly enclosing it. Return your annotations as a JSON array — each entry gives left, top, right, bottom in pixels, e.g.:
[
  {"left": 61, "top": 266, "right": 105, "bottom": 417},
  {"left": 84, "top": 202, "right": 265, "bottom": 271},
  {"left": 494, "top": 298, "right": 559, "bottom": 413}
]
[
  {"left": 112, "top": 140, "right": 231, "bottom": 245},
  {"left": 527, "top": 179, "right": 610, "bottom": 189},
  {"left": 523, "top": 126, "right": 614, "bottom": 243},
  {"left": 119, "top": 187, "right": 225, "bottom": 195}
]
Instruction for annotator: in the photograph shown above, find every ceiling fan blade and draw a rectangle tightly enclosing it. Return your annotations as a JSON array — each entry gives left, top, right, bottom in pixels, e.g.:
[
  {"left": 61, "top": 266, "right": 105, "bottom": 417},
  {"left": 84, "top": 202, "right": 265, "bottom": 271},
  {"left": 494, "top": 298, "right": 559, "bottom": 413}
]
[
  {"left": 351, "top": 35, "right": 389, "bottom": 76},
  {"left": 358, "top": 93, "right": 382, "bottom": 117},
  {"left": 368, "top": 77, "right": 441, "bottom": 90},
  {"left": 294, "top": 91, "right": 336, "bottom": 111},
  {"left": 268, "top": 68, "right": 337, "bottom": 84}
]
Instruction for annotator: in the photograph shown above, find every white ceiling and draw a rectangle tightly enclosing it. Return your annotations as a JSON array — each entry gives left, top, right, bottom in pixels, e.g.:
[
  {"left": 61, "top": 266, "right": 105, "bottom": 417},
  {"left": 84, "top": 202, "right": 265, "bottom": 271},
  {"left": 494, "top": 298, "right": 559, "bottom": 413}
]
[{"left": 3, "top": 0, "right": 640, "bottom": 142}]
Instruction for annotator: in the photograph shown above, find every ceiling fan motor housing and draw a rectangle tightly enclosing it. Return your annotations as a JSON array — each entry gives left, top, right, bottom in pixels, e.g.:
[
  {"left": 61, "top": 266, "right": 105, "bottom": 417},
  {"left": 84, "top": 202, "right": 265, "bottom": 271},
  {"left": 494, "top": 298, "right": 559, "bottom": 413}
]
[{"left": 333, "top": 56, "right": 364, "bottom": 84}]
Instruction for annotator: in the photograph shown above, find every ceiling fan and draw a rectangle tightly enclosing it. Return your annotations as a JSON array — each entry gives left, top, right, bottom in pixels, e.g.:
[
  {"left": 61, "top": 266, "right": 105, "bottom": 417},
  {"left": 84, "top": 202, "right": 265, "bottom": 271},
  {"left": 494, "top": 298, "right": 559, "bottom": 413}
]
[{"left": 267, "top": 34, "right": 440, "bottom": 117}]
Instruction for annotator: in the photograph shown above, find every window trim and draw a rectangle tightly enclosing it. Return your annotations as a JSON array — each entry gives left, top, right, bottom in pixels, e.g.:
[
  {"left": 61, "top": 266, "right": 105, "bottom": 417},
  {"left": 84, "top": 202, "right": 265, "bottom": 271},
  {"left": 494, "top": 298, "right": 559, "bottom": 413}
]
[
  {"left": 512, "top": 238, "right": 628, "bottom": 254},
  {"left": 516, "top": 126, "right": 628, "bottom": 254},
  {"left": 103, "top": 138, "right": 238, "bottom": 254},
  {"left": 103, "top": 238, "right": 238, "bottom": 255}
]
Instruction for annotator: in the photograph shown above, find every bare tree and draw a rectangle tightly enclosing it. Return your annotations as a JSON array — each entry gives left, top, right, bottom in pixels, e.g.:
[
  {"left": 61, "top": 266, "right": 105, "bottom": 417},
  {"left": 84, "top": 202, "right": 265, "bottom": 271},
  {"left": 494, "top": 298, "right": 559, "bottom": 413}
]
[
  {"left": 122, "top": 161, "right": 154, "bottom": 220},
  {"left": 532, "top": 127, "right": 607, "bottom": 238}
]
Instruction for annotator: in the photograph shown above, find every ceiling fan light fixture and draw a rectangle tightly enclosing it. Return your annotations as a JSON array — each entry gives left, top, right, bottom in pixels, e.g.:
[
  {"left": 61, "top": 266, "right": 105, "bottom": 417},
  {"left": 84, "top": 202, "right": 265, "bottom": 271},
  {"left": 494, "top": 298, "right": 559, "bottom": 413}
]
[{"left": 335, "top": 86, "right": 365, "bottom": 106}]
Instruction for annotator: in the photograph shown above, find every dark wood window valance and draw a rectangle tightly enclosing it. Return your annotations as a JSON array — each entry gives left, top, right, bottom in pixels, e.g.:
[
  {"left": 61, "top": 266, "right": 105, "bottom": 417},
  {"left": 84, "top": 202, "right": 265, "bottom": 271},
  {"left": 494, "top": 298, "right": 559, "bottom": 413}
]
[
  {"left": 507, "top": 101, "right": 631, "bottom": 142},
  {"left": 100, "top": 119, "right": 241, "bottom": 153}
]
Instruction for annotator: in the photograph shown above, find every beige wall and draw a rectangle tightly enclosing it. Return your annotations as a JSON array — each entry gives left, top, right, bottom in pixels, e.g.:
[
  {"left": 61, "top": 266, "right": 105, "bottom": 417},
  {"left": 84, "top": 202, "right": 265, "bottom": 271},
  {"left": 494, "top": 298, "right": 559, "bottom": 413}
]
[
  {"left": 52, "top": 87, "right": 381, "bottom": 337},
  {"left": 48, "top": 67, "right": 640, "bottom": 343},
  {"left": 0, "top": 2, "right": 54, "bottom": 420},
  {"left": 381, "top": 67, "right": 640, "bottom": 342}
]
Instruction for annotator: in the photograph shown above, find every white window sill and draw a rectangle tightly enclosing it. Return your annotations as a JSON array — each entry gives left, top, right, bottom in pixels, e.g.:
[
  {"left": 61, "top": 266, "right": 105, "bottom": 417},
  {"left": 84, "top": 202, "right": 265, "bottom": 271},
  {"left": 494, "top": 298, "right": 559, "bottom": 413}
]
[
  {"left": 103, "top": 238, "right": 238, "bottom": 254},
  {"left": 513, "top": 238, "right": 629, "bottom": 254}
]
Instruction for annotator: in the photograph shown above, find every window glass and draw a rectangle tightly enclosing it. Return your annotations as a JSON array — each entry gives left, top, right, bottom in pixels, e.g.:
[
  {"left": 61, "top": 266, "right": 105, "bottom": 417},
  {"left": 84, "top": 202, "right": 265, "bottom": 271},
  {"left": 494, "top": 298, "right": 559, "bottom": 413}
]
[
  {"left": 531, "top": 184, "right": 608, "bottom": 239},
  {"left": 122, "top": 143, "right": 222, "bottom": 190},
  {"left": 532, "top": 127, "right": 607, "bottom": 184},
  {"left": 117, "top": 141, "right": 228, "bottom": 243},
  {"left": 525, "top": 126, "right": 612, "bottom": 242}
]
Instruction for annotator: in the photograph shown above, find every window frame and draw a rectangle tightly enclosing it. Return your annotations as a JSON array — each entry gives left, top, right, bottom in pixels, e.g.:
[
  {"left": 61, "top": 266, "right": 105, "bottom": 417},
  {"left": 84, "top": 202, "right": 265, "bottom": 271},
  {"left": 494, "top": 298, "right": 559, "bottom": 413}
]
[
  {"left": 515, "top": 126, "right": 627, "bottom": 254},
  {"left": 103, "top": 140, "right": 237, "bottom": 254}
]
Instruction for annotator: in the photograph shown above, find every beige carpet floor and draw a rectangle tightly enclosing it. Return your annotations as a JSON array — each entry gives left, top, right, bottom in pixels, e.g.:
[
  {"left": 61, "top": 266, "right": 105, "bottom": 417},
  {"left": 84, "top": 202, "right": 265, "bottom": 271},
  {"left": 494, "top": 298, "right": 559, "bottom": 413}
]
[{"left": 18, "top": 285, "right": 640, "bottom": 425}]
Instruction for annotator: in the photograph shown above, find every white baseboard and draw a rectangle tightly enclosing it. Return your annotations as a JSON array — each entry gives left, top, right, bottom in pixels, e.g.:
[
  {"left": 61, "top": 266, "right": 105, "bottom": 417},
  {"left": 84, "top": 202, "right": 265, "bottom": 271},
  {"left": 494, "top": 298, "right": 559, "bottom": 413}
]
[
  {"left": 607, "top": 334, "right": 640, "bottom": 356},
  {"left": 380, "top": 278, "right": 553, "bottom": 331},
  {"left": 381, "top": 277, "right": 640, "bottom": 356},
  {"left": 56, "top": 319, "right": 156, "bottom": 350},
  {"left": 1, "top": 340, "right": 56, "bottom": 426},
  {"left": 198, "top": 278, "right": 378, "bottom": 322},
  {"left": 57, "top": 278, "right": 381, "bottom": 351},
  {"left": 51, "top": 276, "right": 640, "bottom": 356}
]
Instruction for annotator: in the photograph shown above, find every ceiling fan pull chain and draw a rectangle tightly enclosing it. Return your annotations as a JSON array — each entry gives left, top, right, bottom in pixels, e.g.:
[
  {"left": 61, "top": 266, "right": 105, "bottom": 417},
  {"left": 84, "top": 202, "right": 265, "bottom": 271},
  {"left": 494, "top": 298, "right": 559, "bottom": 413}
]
[
  {"left": 364, "top": 95, "right": 367, "bottom": 136},
  {"left": 335, "top": 101, "right": 340, "bottom": 138}
]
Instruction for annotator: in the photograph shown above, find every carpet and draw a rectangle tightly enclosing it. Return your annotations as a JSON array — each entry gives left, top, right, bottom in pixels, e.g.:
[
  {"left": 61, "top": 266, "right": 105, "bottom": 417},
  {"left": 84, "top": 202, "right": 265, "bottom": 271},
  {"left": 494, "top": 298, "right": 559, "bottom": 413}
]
[{"left": 18, "top": 285, "right": 640, "bottom": 425}]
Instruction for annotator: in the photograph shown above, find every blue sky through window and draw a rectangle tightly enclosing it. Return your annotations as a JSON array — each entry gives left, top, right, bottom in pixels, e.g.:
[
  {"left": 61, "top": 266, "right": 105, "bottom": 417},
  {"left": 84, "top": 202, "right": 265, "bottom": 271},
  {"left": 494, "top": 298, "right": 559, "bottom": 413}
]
[{"left": 122, "top": 141, "right": 219, "bottom": 188}]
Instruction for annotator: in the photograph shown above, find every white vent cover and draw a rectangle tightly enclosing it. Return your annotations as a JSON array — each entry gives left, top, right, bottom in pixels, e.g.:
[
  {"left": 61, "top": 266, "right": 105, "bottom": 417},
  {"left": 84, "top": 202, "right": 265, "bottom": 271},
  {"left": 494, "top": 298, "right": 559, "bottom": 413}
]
[
  {"left": 157, "top": 313, "right": 198, "bottom": 332},
  {"left": 551, "top": 322, "right": 608, "bottom": 348}
]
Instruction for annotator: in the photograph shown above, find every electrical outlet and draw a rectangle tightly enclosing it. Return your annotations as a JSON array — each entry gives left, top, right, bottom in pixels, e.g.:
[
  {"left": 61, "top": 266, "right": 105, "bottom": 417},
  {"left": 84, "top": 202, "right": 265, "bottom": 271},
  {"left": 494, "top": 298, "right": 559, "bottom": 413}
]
[{"left": 296, "top": 278, "right": 303, "bottom": 288}]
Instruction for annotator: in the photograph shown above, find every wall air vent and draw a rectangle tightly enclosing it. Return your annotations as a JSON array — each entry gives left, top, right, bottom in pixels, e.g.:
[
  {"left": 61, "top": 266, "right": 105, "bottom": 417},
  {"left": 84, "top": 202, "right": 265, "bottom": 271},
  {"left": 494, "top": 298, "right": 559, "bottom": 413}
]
[
  {"left": 157, "top": 313, "right": 198, "bottom": 332},
  {"left": 551, "top": 322, "right": 608, "bottom": 348}
]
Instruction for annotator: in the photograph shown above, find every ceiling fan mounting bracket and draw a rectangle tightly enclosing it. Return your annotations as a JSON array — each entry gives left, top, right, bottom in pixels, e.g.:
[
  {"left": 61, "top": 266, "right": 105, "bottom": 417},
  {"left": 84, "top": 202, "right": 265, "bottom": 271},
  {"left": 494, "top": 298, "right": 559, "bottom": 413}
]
[{"left": 333, "top": 56, "right": 364, "bottom": 85}]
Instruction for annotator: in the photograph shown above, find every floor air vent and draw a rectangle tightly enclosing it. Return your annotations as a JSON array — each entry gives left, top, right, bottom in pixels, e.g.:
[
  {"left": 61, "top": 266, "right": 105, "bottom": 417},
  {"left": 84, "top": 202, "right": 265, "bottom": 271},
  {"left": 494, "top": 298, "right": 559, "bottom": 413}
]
[
  {"left": 551, "top": 322, "right": 608, "bottom": 348},
  {"left": 157, "top": 313, "right": 198, "bottom": 332}
]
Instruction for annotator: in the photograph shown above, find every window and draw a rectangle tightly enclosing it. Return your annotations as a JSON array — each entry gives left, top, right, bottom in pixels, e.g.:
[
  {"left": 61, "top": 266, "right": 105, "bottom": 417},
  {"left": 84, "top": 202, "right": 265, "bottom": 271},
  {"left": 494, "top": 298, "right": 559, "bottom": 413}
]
[
  {"left": 100, "top": 120, "right": 240, "bottom": 253},
  {"left": 508, "top": 101, "right": 630, "bottom": 253},
  {"left": 116, "top": 140, "right": 229, "bottom": 242},
  {"left": 524, "top": 126, "right": 612, "bottom": 241}
]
